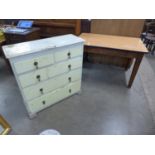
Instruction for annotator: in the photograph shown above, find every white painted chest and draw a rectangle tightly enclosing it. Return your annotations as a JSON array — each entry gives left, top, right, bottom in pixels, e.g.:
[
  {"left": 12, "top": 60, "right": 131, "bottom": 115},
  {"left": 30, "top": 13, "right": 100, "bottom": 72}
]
[{"left": 3, "top": 34, "right": 84, "bottom": 118}]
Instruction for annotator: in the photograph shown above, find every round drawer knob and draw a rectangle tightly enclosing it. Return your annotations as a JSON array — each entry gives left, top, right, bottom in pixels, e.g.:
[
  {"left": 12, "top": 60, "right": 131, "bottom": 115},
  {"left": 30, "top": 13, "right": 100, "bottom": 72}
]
[
  {"left": 67, "top": 52, "right": 71, "bottom": 58},
  {"left": 40, "top": 88, "right": 43, "bottom": 94},
  {"left": 34, "top": 61, "right": 38, "bottom": 69},
  {"left": 68, "top": 77, "right": 71, "bottom": 82},
  {"left": 68, "top": 64, "right": 71, "bottom": 70},
  {"left": 42, "top": 100, "right": 46, "bottom": 105},
  {"left": 36, "top": 75, "right": 41, "bottom": 81},
  {"left": 69, "top": 89, "right": 72, "bottom": 93}
]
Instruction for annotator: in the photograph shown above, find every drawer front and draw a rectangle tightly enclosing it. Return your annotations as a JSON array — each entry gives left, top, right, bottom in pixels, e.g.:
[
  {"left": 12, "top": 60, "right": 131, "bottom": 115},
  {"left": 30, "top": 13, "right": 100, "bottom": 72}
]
[
  {"left": 14, "top": 53, "right": 54, "bottom": 74},
  {"left": 19, "top": 68, "right": 48, "bottom": 88},
  {"left": 64, "top": 68, "right": 82, "bottom": 83},
  {"left": 55, "top": 45, "right": 83, "bottom": 62},
  {"left": 48, "top": 57, "right": 82, "bottom": 78},
  {"left": 23, "top": 69, "right": 82, "bottom": 101},
  {"left": 28, "top": 90, "right": 58, "bottom": 113},
  {"left": 68, "top": 80, "right": 81, "bottom": 95},
  {"left": 28, "top": 80, "right": 81, "bottom": 113},
  {"left": 28, "top": 88, "right": 69, "bottom": 113}
]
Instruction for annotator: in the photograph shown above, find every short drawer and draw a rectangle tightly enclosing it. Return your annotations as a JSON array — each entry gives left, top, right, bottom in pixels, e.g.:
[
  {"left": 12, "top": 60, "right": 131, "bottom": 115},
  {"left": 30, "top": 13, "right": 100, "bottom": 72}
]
[
  {"left": 67, "top": 80, "right": 81, "bottom": 95},
  {"left": 48, "top": 57, "right": 83, "bottom": 78},
  {"left": 28, "top": 80, "right": 81, "bottom": 113},
  {"left": 14, "top": 53, "right": 54, "bottom": 74},
  {"left": 18, "top": 68, "right": 48, "bottom": 88},
  {"left": 23, "top": 69, "right": 82, "bottom": 101},
  {"left": 54, "top": 44, "right": 83, "bottom": 62}
]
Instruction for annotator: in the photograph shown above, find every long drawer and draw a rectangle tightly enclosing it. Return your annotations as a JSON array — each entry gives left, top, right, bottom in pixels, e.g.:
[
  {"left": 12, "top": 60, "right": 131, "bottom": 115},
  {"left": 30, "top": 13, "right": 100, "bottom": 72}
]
[
  {"left": 23, "top": 68, "right": 82, "bottom": 101},
  {"left": 14, "top": 52, "right": 54, "bottom": 74},
  {"left": 54, "top": 44, "right": 83, "bottom": 62},
  {"left": 19, "top": 57, "right": 83, "bottom": 88},
  {"left": 28, "top": 80, "right": 81, "bottom": 113},
  {"left": 18, "top": 67, "right": 48, "bottom": 88}
]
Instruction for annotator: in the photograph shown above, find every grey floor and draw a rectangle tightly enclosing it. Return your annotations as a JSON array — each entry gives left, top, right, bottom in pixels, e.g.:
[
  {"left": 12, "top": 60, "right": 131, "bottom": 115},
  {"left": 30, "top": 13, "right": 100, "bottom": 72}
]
[
  {"left": 0, "top": 56, "right": 155, "bottom": 135},
  {"left": 146, "top": 55, "right": 155, "bottom": 73}
]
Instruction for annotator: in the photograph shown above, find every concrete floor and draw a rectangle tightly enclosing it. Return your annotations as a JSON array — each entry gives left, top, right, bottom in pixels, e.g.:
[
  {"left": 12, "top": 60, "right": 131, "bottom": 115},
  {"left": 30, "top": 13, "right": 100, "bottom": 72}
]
[
  {"left": 0, "top": 57, "right": 155, "bottom": 135},
  {"left": 146, "top": 55, "right": 155, "bottom": 73}
]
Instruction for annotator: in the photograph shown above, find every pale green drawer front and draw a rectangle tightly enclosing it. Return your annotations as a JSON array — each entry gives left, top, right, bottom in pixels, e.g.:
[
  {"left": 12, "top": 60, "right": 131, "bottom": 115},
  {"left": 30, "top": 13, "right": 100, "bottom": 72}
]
[
  {"left": 65, "top": 68, "right": 82, "bottom": 83},
  {"left": 68, "top": 80, "right": 81, "bottom": 95},
  {"left": 48, "top": 57, "right": 82, "bottom": 78},
  {"left": 28, "top": 87, "right": 68, "bottom": 113},
  {"left": 23, "top": 78, "right": 56, "bottom": 101},
  {"left": 19, "top": 68, "right": 48, "bottom": 88},
  {"left": 28, "top": 80, "right": 81, "bottom": 113},
  {"left": 55, "top": 45, "right": 83, "bottom": 62},
  {"left": 28, "top": 90, "right": 58, "bottom": 113},
  {"left": 50, "top": 69, "right": 82, "bottom": 91},
  {"left": 23, "top": 69, "right": 82, "bottom": 101},
  {"left": 14, "top": 53, "right": 54, "bottom": 74}
]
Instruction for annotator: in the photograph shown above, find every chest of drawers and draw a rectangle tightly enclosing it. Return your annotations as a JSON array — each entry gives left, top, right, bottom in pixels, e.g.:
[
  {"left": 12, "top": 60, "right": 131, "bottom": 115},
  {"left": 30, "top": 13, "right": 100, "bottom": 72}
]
[{"left": 2, "top": 34, "right": 84, "bottom": 118}]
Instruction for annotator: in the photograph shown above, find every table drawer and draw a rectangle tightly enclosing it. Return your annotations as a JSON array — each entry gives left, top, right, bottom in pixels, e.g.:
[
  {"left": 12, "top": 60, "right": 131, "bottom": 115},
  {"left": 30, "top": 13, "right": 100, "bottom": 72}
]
[
  {"left": 48, "top": 57, "right": 82, "bottom": 78},
  {"left": 18, "top": 68, "right": 48, "bottom": 88},
  {"left": 55, "top": 44, "right": 83, "bottom": 62},
  {"left": 28, "top": 80, "right": 81, "bottom": 113},
  {"left": 23, "top": 69, "right": 82, "bottom": 101},
  {"left": 14, "top": 53, "right": 54, "bottom": 74}
]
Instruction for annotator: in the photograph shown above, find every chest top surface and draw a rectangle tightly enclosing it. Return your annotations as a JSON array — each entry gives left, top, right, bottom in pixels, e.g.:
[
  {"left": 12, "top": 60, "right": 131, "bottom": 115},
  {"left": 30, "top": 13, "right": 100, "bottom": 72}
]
[{"left": 2, "top": 34, "right": 84, "bottom": 59}]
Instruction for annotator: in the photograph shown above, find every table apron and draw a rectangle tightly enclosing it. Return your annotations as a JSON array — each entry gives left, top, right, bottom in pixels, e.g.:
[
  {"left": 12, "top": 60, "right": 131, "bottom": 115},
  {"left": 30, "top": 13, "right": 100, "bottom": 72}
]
[{"left": 84, "top": 46, "right": 144, "bottom": 59}]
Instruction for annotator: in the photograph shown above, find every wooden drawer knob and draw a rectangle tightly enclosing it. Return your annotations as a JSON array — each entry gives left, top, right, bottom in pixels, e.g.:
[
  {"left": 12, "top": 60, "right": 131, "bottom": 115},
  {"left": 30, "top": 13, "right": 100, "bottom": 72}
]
[
  {"left": 34, "top": 61, "right": 38, "bottom": 69},
  {"left": 68, "top": 77, "right": 71, "bottom": 82},
  {"left": 42, "top": 100, "right": 46, "bottom": 105},
  {"left": 68, "top": 64, "right": 71, "bottom": 70},
  {"left": 67, "top": 52, "right": 71, "bottom": 58},
  {"left": 40, "top": 88, "right": 43, "bottom": 94},
  {"left": 36, "top": 75, "right": 41, "bottom": 81},
  {"left": 69, "top": 89, "right": 72, "bottom": 93}
]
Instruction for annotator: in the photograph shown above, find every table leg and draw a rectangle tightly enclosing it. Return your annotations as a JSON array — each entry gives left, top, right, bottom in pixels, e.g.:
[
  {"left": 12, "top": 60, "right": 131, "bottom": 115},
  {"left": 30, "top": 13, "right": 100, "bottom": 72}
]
[{"left": 128, "top": 53, "right": 144, "bottom": 88}]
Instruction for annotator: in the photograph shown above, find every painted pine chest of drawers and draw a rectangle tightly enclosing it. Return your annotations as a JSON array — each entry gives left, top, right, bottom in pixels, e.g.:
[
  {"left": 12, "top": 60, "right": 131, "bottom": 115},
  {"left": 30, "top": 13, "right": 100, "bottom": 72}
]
[{"left": 3, "top": 34, "right": 84, "bottom": 118}]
